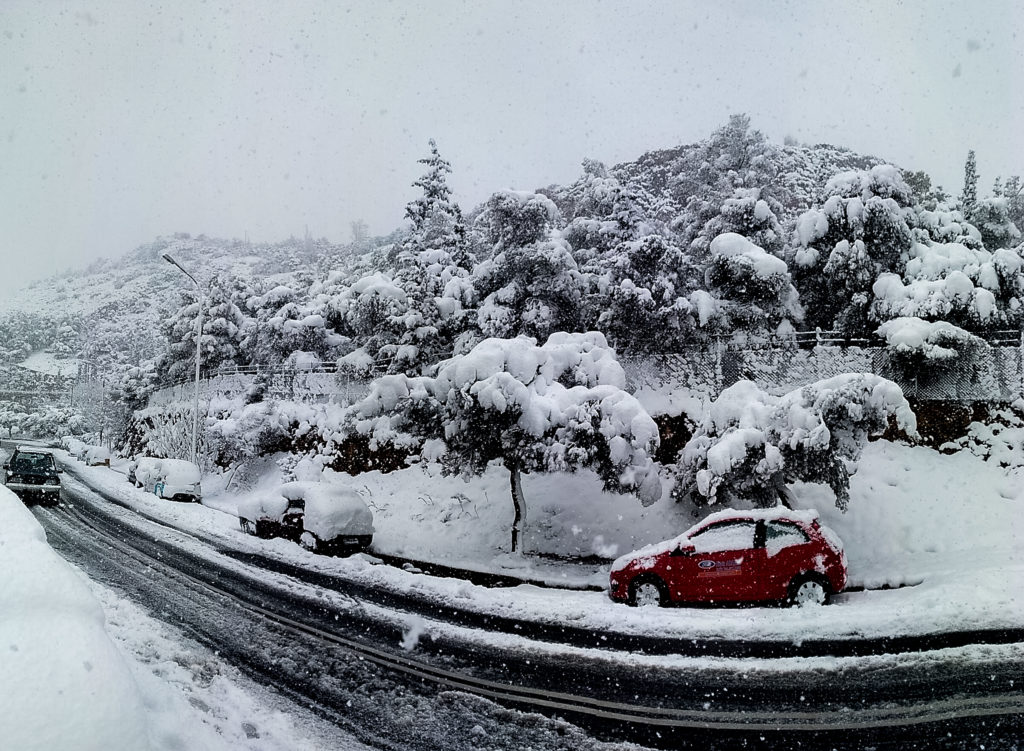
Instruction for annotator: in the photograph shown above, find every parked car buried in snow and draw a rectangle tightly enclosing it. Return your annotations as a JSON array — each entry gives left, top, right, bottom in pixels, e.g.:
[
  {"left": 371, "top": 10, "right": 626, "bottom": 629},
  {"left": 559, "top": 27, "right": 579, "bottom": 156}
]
[
  {"left": 82, "top": 445, "right": 111, "bottom": 466},
  {"left": 132, "top": 457, "right": 202, "bottom": 503},
  {"left": 3, "top": 447, "right": 62, "bottom": 505},
  {"left": 237, "top": 481, "right": 374, "bottom": 554},
  {"left": 609, "top": 508, "right": 847, "bottom": 607}
]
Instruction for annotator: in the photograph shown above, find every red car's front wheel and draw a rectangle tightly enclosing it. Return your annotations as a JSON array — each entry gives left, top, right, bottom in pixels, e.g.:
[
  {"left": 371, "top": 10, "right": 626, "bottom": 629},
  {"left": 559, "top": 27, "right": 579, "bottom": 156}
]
[{"left": 629, "top": 577, "right": 669, "bottom": 607}]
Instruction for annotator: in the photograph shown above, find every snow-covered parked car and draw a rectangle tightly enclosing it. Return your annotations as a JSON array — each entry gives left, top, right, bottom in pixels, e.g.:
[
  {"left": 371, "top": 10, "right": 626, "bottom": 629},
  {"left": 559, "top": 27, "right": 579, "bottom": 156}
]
[
  {"left": 238, "top": 481, "right": 374, "bottom": 554},
  {"left": 82, "top": 445, "right": 111, "bottom": 466},
  {"left": 60, "top": 436, "right": 85, "bottom": 456},
  {"left": 609, "top": 508, "right": 848, "bottom": 607},
  {"left": 133, "top": 457, "right": 202, "bottom": 503}
]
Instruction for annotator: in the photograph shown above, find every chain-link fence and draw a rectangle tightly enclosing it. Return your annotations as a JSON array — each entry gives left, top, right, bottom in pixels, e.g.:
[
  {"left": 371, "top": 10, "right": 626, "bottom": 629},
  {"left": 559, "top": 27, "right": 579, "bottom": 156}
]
[
  {"left": 148, "top": 366, "right": 372, "bottom": 407},
  {"left": 147, "top": 331, "right": 1024, "bottom": 410},
  {"left": 623, "top": 333, "right": 1023, "bottom": 403}
]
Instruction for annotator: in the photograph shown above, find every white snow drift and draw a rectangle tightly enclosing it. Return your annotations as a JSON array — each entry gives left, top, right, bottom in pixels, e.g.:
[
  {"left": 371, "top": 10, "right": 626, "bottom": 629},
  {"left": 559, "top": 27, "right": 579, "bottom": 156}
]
[{"left": 0, "top": 487, "right": 150, "bottom": 751}]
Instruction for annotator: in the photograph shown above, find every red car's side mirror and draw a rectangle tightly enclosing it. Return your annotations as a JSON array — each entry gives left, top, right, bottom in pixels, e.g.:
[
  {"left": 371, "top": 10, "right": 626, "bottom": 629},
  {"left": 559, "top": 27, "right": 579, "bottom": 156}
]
[{"left": 671, "top": 544, "right": 695, "bottom": 557}]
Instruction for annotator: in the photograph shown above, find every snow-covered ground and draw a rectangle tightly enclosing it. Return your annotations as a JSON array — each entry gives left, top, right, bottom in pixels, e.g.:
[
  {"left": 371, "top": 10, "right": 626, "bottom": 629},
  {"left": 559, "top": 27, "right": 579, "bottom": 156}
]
[
  {"left": 58, "top": 438, "right": 1024, "bottom": 644},
  {"left": 1, "top": 486, "right": 358, "bottom": 751},
  {"left": 0, "top": 488, "right": 149, "bottom": 751}
]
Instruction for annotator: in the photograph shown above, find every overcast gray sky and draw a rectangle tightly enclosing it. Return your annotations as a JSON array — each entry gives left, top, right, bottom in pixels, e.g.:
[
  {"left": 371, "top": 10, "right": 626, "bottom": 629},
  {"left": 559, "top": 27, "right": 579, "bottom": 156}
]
[{"left": 1, "top": 0, "right": 1021, "bottom": 300}]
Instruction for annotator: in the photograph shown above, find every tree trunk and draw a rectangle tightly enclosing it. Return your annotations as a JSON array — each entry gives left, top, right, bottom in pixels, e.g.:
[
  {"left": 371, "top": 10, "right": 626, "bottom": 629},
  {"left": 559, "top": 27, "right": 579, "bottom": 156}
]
[{"left": 509, "top": 462, "right": 526, "bottom": 554}]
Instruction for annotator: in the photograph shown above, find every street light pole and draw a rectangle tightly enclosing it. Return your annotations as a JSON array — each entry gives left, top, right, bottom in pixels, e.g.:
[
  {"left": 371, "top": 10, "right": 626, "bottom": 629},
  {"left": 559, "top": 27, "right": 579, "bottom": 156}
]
[{"left": 162, "top": 253, "right": 204, "bottom": 468}]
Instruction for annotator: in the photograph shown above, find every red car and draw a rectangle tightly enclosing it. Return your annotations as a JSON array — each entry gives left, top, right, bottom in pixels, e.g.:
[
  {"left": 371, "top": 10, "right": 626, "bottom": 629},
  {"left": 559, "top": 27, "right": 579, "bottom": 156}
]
[{"left": 609, "top": 508, "right": 847, "bottom": 607}]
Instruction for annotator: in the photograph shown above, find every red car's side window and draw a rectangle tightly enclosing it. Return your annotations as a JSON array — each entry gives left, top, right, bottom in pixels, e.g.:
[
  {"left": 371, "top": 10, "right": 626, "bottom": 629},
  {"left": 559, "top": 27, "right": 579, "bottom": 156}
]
[
  {"left": 764, "top": 521, "right": 810, "bottom": 556},
  {"left": 689, "top": 521, "right": 757, "bottom": 554}
]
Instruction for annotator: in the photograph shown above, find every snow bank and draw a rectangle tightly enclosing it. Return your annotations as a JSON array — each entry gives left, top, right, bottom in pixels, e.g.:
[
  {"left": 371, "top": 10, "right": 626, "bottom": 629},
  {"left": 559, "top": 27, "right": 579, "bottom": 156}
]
[{"left": 0, "top": 488, "right": 150, "bottom": 750}]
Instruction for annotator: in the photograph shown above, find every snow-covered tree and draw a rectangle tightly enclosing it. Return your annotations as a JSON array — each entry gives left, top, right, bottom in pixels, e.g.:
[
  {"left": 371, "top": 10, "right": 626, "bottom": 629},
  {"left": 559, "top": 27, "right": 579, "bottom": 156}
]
[
  {"left": 159, "top": 273, "right": 254, "bottom": 383},
  {"left": 240, "top": 281, "right": 334, "bottom": 368},
  {"left": 960, "top": 150, "right": 978, "bottom": 214},
  {"left": 672, "top": 114, "right": 785, "bottom": 246},
  {"left": 473, "top": 191, "right": 583, "bottom": 342},
  {"left": 316, "top": 271, "right": 407, "bottom": 373},
  {"left": 201, "top": 273, "right": 251, "bottom": 369},
  {"left": 968, "top": 197, "right": 1022, "bottom": 251},
  {"left": 912, "top": 205, "right": 983, "bottom": 249},
  {"left": 1002, "top": 176, "right": 1024, "bottom": 234},
  {"left": 596, "top": 234, "right": 705, "bottom": 353},
  {"left": 703, "top": 232, "right": 802, "bottom": 339},
  {"left": 791, "top": 165, "right": 915, "bottom": 333},
  {"left": 870, "top": 238, "right": 1024, "bottom": 332},
  {"left": 116, "top": 360, "right": 159, "bottom": 411},
  {"left": 903, "top": 169, "right": 950, "bottom": 212},
  {"left": 560, "top": 160, "right": 656, "bottom": 260},
  {"left": 346, "top": 332, "right": 662, "bottom": 552},
  {"left": 674, "top": 375, "right": 917, "bottom": 511},
  {"left": 478, "top": 190, "right": 558, "bottom": 252},
  {"left": 875, "top": 317, "right": 993, "bottom": 399},
  {"left": 388, "top": 140, "right": 475, "bottom": 374}
]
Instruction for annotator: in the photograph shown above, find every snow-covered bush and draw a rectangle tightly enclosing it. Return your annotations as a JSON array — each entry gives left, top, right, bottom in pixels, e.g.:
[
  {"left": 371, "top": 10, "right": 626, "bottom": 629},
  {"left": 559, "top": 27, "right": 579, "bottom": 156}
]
[
  {"left": 205, "top": 399, "right": 292, "bottom": 467},
  {"left": 346, "top": 332, "right": 662, "bottom": 552},
  {"left": 875, "top": 317, "right": 992, "bottom": 395},
  {"left": 944, "top": 401, "right": 1024, "bottom": 467},
  {"left": 674, "top": 374, "right": 917, "bottom": 511}
]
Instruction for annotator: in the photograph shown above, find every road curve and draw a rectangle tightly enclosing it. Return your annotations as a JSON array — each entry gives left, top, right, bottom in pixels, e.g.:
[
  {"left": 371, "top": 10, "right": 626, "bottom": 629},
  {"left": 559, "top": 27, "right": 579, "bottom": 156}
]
[{"left": 24, "top": 466, "right": 1024, "bottom": 750}]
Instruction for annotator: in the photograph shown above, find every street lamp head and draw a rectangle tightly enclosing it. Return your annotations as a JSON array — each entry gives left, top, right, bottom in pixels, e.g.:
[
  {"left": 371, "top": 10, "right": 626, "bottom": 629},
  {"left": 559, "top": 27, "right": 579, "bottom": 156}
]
[{"left": 162, "top": 252, "right": 200, "bottom": 287}]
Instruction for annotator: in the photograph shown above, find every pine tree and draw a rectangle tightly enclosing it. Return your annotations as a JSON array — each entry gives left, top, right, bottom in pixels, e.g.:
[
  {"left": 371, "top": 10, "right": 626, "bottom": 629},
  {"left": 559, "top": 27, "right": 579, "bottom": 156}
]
[
  {"left": 1004, "top": 176, "right": 1024, "bottom": 235},
  {"left": 473, "top": 191, "right": 582, "bottom": 342},
  {"left": 387, "top": 140, "right": 474, "bottom": 374},
  {"left": 961, "top": 150, "right": 978, "bottom": 213}
]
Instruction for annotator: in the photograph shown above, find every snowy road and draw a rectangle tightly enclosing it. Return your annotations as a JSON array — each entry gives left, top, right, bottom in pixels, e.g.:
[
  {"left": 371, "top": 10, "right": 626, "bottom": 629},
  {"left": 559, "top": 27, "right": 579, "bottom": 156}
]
[{"left": 21, "top": 465, "right": 1024, "bottom": 749}]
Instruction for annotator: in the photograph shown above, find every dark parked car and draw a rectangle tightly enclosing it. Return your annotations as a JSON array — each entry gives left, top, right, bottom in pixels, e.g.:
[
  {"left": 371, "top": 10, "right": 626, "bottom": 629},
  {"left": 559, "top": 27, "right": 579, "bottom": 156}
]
[
  {"left": 609, "top": 508, "right": 848, "bottom": 607},
  {"left": 4, "top": 448, "right": 62, "bottom": 506}
]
